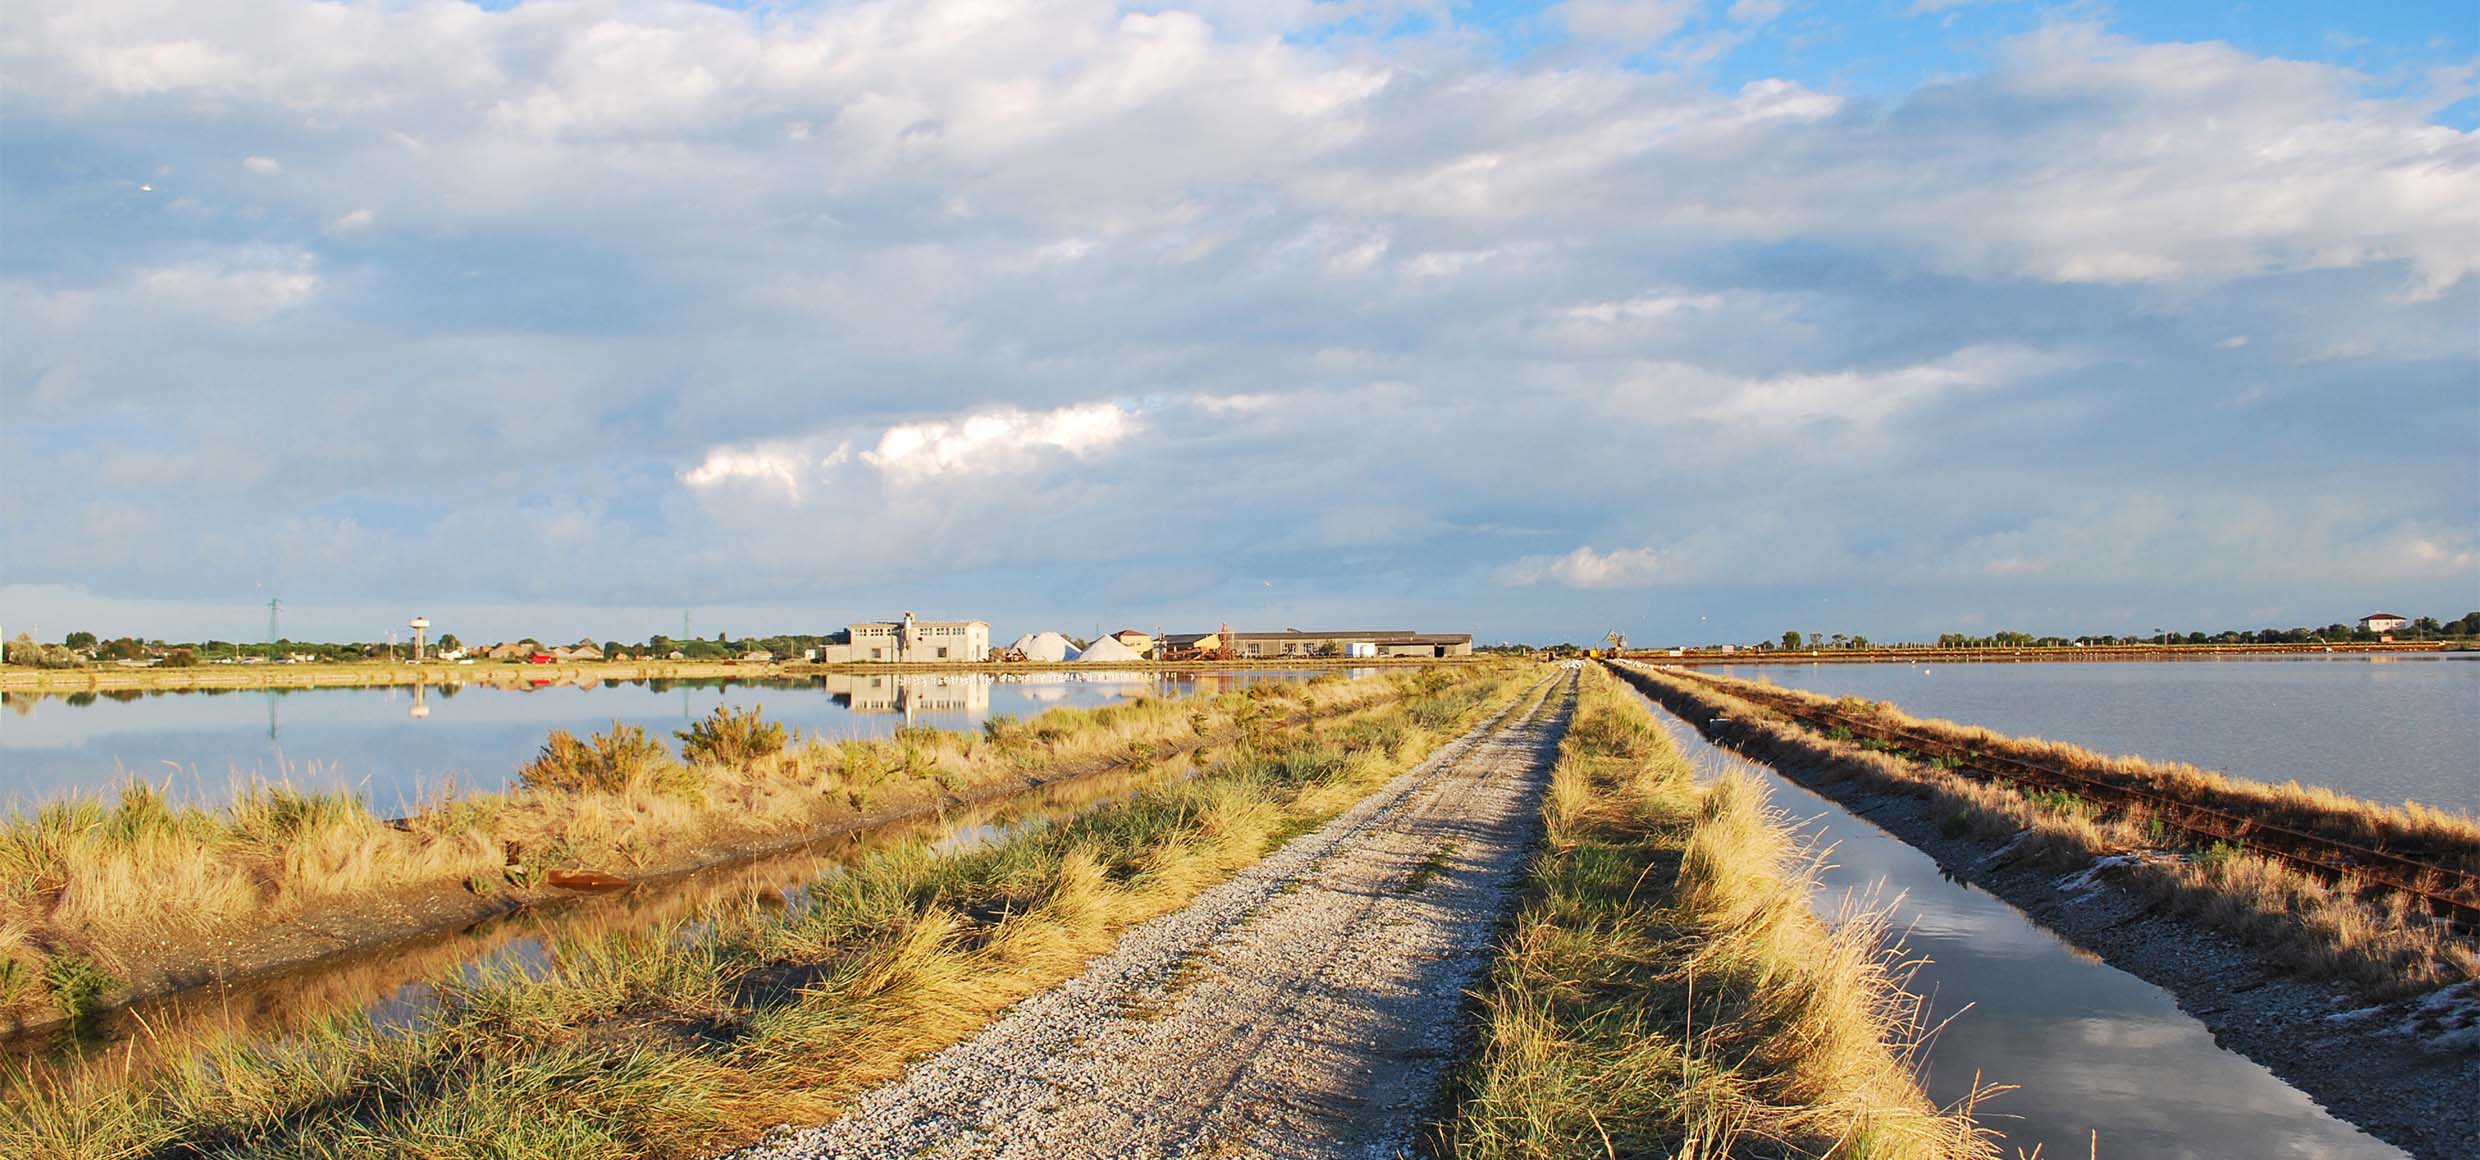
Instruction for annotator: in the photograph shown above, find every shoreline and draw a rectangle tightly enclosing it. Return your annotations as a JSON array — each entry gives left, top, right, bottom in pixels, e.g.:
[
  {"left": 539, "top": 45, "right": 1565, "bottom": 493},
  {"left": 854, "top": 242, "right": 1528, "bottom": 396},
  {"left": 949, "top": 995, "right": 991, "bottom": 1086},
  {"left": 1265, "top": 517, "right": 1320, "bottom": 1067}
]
[
  {"left": 1607, "top": 661, "right": 2478, "bottom": 1159},
  {"left": 0, "top": 672, "right": 1458, "bottom": 1036},
  {"left": 1644, "top": 640, "right": 2461, "bottom": 665},
  {"left": 2, "top": 671, "right": 1531, "bottom": 1156},
  {"left": 0, "top": 655, "right": 1473, "bottom": 694}
]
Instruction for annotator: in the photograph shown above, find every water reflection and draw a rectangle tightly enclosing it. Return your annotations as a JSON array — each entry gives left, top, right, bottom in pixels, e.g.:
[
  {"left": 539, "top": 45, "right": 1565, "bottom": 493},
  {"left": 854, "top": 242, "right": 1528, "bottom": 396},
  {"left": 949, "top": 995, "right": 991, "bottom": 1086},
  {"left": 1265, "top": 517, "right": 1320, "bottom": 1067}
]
[
  {"left": 0, "top": 668, "right": 1357, "bottom": 813},
  {"left": 7, "top": 742, "right": 1219, "bottom": 1093},
  {"left": 1627, "top": 687, "right": 2407, "bottom": 1159}
]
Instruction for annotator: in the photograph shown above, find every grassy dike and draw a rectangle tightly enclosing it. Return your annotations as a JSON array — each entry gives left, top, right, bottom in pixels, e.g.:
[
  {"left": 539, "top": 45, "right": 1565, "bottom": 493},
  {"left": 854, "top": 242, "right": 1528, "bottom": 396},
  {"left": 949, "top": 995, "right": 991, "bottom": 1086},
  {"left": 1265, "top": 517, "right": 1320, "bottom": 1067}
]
[
  {"left": 1441, "top": 664, "right": 1996, "bottom": 1160},
  {"left": 1617, "top": 664, "right": 2480, "bottom": 1002},
  {"left": 0, "top": 670, "right": 1442, "bottom": 1032},
  {"left": 2, "top": 667, "right": 1525, "bottom": 1159}
]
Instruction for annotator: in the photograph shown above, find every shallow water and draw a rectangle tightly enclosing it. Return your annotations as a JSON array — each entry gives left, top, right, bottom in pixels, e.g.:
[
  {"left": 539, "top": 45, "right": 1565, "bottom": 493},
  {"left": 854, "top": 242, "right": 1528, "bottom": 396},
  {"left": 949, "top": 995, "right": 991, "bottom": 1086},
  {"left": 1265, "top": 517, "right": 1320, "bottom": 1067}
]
[
  {"left": 1631, "top": 685, "right": 2409, "bottom": 1159},
  {"left": 1695, "top": 655, "right": 2479, "bottom": 815},
  {"left": 0, "top": 668, "right": 1351, "bottom": 813},
  {"left": 7, "top": 744, "right": 1205, "bottom": 1082}
]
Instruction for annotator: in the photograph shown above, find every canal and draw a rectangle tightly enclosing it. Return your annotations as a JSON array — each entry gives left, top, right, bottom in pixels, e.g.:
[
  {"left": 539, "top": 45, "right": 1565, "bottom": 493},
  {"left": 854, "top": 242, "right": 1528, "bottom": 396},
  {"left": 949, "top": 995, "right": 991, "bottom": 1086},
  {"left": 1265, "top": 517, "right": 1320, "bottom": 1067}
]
[{"left": 1627, "top": 683, "right": 2410, "bottom": 1158}]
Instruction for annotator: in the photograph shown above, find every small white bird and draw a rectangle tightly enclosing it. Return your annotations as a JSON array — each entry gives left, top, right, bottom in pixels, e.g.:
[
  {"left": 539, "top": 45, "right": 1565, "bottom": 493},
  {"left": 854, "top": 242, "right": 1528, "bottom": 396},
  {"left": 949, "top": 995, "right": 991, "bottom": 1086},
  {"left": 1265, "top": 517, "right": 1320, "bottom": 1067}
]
[{"left": 139, "top": 183, "right": 153, "bottom": 192}]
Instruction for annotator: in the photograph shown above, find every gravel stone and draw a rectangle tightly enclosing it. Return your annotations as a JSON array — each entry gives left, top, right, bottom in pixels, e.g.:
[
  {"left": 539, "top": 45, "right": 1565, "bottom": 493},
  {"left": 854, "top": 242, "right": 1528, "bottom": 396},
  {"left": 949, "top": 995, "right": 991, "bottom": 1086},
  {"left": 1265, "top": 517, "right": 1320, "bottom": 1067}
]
[{"left": 732, "top": 671, "right": 1573, "bottom": 1160}]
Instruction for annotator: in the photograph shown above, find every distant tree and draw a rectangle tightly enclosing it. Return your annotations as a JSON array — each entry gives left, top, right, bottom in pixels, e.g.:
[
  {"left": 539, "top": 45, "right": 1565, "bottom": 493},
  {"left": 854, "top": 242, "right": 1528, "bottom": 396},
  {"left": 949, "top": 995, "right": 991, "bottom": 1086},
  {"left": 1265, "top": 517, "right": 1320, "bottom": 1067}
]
[
  {"left": 159, "top": 649, "right": 199, "bottom": 668},
  {"left": 64, "top": 631, "right": 97, "bottom": 649},
  {"left": 438, "top": 633, "right": 462, "bottom": 651},
  {"left": 1781, "top": 630, "right": 1803, "bottom": 651},
  {"left": 603, "top": 640, "right": 624, "bottom": 657},
  {"left": 8, "top": 633, "right": 83, "bottom": 668}
]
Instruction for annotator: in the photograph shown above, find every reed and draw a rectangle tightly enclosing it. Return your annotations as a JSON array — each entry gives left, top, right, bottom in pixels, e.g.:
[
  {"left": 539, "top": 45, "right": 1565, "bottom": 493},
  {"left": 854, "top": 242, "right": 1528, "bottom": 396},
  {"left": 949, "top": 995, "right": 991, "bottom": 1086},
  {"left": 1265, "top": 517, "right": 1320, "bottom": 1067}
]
[
  {"left": 1442, "top": 665, "right": 1997, "bottom": 1160},
  {"left": 0, "top": 668, "right": 1476, "bottom": 1029},
  {"left": 0, "top": 670, "right": 1519, "bottom": 1159},
  {"left": 1622, "top": 664, "right": 2480, "bottom": 1000}
]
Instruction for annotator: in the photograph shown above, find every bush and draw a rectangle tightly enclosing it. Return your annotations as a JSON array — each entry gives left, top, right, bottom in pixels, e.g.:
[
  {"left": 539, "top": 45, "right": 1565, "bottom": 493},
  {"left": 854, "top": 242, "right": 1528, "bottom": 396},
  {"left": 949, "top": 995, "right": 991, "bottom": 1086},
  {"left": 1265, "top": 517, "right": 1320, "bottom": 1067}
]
[
  {"left": 5, "top": 634, "right": 83, "bottom": 669},
  {"left": 520, "top": 723, "right": 691, "bottom": 796},
  {"left": 676, "top": 703, "right": 788, "bottom": 766}
]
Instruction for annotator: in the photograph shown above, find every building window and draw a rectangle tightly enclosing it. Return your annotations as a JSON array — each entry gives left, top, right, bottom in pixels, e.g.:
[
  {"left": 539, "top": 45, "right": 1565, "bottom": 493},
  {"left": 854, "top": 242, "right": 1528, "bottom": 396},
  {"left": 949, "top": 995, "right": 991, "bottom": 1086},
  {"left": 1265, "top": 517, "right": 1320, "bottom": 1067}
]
[
  {"left": 937, "top": 647, "right": 949, "bottom": 659},
  {"left": 869, "top": 647, "right": 883, "bottom": 659}
]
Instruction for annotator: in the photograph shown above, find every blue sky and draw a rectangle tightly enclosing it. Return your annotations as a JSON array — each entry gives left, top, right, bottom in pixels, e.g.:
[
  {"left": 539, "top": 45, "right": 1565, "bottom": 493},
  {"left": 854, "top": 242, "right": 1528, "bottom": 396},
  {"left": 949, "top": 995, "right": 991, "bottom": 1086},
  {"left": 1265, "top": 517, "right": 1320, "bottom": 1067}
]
[{"left": 2, "top": 0, "right": 2474, "bottom": 647}]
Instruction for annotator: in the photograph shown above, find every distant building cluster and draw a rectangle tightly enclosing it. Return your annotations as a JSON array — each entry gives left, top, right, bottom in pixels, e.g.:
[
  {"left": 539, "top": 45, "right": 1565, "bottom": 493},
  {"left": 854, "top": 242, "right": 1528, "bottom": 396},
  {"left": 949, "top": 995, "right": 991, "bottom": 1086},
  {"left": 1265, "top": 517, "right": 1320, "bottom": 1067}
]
[{"left": 805, "top": 615, "right": 1473, "bottom": 664}]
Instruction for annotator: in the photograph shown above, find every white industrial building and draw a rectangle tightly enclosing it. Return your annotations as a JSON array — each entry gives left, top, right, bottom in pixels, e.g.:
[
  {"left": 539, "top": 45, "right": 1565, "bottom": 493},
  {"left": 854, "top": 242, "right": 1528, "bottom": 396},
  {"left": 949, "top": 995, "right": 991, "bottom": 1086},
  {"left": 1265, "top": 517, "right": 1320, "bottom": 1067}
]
[{"left": 845, "top": 612, "right": 990, "bottom": 662}]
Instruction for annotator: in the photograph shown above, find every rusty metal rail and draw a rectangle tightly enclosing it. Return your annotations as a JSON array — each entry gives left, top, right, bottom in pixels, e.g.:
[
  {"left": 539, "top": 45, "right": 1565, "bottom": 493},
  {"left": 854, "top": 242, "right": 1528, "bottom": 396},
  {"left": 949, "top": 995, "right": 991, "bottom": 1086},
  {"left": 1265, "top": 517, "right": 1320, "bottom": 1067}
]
[{"left": 1621, "top": 662, "right": 2480, "bottom": 930}]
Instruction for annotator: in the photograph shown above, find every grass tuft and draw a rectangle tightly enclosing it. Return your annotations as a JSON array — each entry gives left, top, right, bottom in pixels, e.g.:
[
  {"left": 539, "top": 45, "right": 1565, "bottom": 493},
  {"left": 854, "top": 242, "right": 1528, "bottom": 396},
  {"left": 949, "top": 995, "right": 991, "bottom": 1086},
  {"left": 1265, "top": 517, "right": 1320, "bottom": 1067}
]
[{"left": 1442, "top": 665, "right": 1997, "bottom": 1160}]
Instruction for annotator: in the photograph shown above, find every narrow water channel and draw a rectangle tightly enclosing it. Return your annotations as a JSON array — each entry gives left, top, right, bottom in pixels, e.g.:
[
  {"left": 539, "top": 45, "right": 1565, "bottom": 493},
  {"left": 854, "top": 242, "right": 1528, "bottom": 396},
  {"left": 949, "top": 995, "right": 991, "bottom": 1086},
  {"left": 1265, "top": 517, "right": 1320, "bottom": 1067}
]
[
  {"left": 7, "top": 743, "right": 1213, "bottom": 1092},
  {"left": 1625, "top": 687, "right": 2407, "bottom": 1159}
]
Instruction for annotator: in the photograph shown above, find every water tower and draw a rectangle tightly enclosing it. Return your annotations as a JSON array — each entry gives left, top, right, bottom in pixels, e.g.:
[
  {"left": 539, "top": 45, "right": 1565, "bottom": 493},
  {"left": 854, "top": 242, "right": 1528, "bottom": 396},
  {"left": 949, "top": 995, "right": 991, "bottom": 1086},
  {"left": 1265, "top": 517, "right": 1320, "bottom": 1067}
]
[{"left": 409, "top": 616, "right": 430, "bottom": 663}]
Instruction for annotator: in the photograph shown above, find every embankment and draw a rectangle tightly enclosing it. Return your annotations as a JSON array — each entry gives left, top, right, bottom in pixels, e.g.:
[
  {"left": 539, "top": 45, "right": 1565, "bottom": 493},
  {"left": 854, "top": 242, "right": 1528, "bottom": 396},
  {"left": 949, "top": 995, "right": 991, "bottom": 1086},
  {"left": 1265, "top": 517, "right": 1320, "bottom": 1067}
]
[
  {"left": 0, "top": 668, "right": 1486, "bottom": 1033},
  {"left": 1443, "top": 662, "right": 1993, "bottom": 1160},
  {"left": 1610, "top": 661, "right": 2480, "bottom": 1158},
  {"left": 1642, "top": 640, "right": 2458, "bottom": 665},
  {"left": 0, "top": 668, "right": 1530, "bottom": 1157}
]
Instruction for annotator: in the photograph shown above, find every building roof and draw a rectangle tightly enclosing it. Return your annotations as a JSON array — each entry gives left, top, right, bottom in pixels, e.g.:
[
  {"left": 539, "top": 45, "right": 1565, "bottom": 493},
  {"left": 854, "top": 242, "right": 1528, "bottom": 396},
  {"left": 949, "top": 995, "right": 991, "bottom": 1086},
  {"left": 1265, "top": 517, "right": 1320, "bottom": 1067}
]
[
  {"left": 2361, "top": 612, "right": 2406, "bottom": 620},
  {"left": 850, "top": 619, "right": 989, "bottom": 628}
]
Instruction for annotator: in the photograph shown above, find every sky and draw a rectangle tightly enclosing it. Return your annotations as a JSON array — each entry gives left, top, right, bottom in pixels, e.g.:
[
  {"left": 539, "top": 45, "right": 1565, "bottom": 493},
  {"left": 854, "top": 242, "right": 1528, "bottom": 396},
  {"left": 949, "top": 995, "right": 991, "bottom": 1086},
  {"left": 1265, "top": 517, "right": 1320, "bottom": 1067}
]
[{"left": 1, "top": 0, "right": 2474, "bottom": 648}]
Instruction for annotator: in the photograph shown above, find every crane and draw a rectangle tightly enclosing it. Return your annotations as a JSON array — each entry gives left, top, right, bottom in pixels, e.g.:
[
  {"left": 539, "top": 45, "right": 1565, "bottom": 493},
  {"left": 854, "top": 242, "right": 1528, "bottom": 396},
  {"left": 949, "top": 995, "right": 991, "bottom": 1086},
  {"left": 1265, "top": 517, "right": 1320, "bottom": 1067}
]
[{"left": 1604, "top": 630, "right": 1628, "bottom": 657}]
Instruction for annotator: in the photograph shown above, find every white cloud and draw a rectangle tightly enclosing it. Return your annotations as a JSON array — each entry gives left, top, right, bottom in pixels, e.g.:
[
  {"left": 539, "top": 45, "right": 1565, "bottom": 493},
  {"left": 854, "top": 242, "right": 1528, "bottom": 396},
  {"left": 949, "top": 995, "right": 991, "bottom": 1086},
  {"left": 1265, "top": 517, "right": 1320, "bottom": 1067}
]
[
  {"left": 862, "top": 402, "right": 1137, "bottom": 485},
  {"left": 680, "top": 440, "right": 851, "bottom": 501},
  {"left": 2, "top": 3, "right": 2473, "bottom": 636},
  {"left": 241, "top": 154, "right": 280, "bottom": 174},
  {"left": 1500, "top": 545, "right": 1668, "bottom": 588},
  {"left": 684, "top": 400, "right": 1137, "bottom": 504},
  {"left": 1193, "top": 392, "right": 1278, "bottom": 415},
  {"left": 1689, "top": 344, "right": 2068, "bottom": 429},
  {"left": 133, "top": 248, "right": 319, "bottom": 321},
  {"left": 1558, "top": 0, "right": 1704, "bottom": 51}
]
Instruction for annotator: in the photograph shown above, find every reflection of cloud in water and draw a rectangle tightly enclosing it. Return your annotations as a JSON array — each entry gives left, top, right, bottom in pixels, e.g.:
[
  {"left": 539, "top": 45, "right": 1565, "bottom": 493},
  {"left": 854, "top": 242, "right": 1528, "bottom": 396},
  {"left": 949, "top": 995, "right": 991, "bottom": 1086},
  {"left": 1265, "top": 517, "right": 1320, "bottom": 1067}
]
[{"left": 1622, "top": 677, "right": 2408, "bottom": 1160}]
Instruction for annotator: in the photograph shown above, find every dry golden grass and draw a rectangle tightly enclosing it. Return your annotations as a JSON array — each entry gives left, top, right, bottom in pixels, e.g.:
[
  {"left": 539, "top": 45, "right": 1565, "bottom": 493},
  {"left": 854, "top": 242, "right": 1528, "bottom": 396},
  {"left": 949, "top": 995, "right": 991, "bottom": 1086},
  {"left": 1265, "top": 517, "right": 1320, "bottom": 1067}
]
[
  {"left": 1697, "top": 668, "right": 2480, "bottom": 868},
  {"left": 0, "top": 669, "right": 1523, "bottom": 1159},
  {"left": 0, "top": 669, "right": 1465, "bottom": 1026},
  {"left": 1444, "top": 665, "right": 1997, "bottom": 1160},
  {"left": 1621, "top": 664, "right": 2480, "bottom": 1000}
]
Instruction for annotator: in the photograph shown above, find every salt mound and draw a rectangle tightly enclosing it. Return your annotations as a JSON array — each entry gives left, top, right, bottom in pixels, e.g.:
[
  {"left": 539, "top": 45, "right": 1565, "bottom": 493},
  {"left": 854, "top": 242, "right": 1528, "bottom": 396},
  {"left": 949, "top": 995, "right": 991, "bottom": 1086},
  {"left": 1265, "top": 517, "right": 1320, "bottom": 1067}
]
[
  {"left": 1073, "top": 635, "right": 1143, "bottom": 663},
  {"left": 1007, "top": 632, "right": 1078, "bottom": 662}
]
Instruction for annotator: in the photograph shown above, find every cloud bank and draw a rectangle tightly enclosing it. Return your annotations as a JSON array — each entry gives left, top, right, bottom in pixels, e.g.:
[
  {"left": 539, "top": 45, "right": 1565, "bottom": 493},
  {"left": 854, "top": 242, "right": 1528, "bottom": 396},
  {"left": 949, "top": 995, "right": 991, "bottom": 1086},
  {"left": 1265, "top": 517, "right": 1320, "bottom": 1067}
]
[{"left": 1, "top": 1, "right": 2472, "bottom": 643}]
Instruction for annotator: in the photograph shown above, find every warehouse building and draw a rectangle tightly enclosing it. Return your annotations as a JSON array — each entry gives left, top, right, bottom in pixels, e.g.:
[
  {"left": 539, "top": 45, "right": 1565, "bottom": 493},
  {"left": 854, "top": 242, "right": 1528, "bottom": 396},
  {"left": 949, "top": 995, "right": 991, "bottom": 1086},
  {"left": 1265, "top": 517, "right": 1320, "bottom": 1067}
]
[{"left": 1164, "top": 629, "right": 1472, "bottom": 659}]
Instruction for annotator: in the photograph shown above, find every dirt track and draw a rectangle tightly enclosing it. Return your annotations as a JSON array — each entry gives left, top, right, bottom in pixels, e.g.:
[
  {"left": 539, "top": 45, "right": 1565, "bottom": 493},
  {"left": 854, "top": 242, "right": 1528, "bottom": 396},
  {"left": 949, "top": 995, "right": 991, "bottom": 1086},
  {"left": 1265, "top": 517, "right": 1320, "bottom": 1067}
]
[{"left": 736, "top": 670, "right": 1574, "bottom": 1160}]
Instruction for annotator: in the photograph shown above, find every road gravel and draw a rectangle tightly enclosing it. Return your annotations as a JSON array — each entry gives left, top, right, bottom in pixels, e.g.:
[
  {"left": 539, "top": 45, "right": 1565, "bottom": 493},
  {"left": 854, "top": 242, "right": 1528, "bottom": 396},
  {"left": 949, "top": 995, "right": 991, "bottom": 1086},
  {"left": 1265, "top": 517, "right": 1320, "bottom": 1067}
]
[{"left": 733, "top": 670, "right": 1573, "bottom": 1160}]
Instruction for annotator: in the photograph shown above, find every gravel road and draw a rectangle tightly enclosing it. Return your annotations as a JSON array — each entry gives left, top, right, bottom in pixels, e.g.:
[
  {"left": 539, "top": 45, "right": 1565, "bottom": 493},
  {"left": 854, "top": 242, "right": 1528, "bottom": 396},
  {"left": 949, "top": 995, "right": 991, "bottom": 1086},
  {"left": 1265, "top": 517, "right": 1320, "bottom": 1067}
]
[{"left": 734, "top": 669, "right": 1574, "bottom": 1160}]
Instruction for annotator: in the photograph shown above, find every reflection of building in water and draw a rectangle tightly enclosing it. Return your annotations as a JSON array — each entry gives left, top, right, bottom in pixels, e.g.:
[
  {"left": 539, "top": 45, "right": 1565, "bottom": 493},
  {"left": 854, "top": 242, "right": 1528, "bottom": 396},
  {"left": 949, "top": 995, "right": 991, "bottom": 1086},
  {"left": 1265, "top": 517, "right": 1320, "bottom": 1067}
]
[
  {"left": 823, "top": 673, "right": 993, "bottom": 716},
  {"left": 409, "top": 685, "right": 430, "bottom": 719},
  {"left": 997, "top": 670, "right": 1158, "bottom": 702}
]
